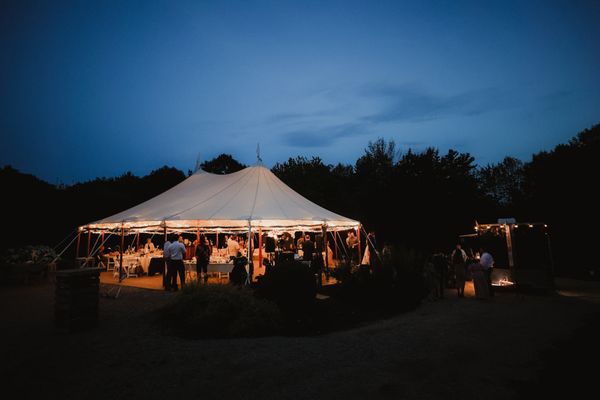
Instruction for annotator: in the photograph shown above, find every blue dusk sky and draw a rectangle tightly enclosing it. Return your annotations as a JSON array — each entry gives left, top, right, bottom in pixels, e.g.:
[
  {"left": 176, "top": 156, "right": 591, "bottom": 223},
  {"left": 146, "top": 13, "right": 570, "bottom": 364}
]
[{"left": 1, "top": 0, "right": 599, "bottom": 184}]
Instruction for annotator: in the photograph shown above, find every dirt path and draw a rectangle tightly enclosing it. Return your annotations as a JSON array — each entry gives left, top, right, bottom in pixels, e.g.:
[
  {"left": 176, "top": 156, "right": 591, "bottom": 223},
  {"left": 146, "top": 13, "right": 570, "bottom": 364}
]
[{"left": 1, "top": 279, "right": 598, "bottom": 399}]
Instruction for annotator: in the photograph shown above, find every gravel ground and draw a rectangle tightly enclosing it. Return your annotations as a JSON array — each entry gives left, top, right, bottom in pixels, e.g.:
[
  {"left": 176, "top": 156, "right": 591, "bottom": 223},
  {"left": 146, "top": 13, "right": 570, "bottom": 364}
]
[{"left": 1, "top": 278, "right": 598, "bottom": 400}]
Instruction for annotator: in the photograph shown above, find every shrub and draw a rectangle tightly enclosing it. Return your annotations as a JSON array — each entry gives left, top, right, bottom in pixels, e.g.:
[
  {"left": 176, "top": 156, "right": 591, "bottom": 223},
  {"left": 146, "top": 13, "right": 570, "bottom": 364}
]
[
  {"left": 1, "top": 245, "right": 57, "bottom": 265},
  {"left": 158, "top": 284, "right": 282, "bottom": 338},
  {"left": 330, "top": 245, "right": 427, "bottom": 313},
  {"left": 255, "top": 260, "right": 317, "bottom": 313}
]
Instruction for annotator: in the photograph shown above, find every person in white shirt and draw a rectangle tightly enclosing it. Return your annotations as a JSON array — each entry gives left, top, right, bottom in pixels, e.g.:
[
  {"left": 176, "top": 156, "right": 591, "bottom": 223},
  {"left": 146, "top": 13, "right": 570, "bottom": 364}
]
[
  {"left": 143, "top": 238, "right": 155, "bottom": 254},
  {"left": 227, "top": 235, "right": 240, "bottom": 260},
  {"left": 479, "top": 248, "right": 495, "bottom": 297},
  {"left": 169, "top": 236, "right": 187, "bottom": 290}
]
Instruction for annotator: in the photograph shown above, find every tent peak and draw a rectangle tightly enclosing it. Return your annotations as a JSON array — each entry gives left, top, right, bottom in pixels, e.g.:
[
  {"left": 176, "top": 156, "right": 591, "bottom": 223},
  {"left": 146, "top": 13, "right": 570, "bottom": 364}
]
[{"left": 255, "top": 143, "right": 263, "bottom": 166}]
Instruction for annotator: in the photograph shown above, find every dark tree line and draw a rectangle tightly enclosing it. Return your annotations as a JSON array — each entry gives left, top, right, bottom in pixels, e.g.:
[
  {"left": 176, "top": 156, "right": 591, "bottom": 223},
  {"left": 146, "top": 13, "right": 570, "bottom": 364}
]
[{"left": 2, "top": 123, "right": 598, "bottom": 276}]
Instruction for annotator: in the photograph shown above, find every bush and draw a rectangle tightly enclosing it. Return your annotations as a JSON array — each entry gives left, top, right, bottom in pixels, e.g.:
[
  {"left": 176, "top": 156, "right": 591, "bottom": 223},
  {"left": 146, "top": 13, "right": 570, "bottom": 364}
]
[
  {"left": 158, "top": 284, "right": 282, "bottom": 338},
  {"left": 255, "top": 260, "right": 317, "bottom": 313},
  {"left": 1, "top": 245, "right": 56, "bottom": 265},
  {"left": 330, "top": 245, "right": 426, "bottom": 313}
]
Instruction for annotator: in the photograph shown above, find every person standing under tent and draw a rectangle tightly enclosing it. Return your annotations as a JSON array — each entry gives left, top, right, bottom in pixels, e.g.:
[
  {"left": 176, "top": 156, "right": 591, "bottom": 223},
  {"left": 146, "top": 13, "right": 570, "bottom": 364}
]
[
  {"left": 303, "top": 234, "right": 315, "bottom": 262},
  {"left": 195, "top": 235, "right": 211, "bottom": 283},
  {"left": 227, "top": 235, "right": 240, "bottom": 261},
  {"left": 366, "top": 231, "right": 379, "bottom": 268},
  {"left": 143, "top": 237, "right": 155, "bottom": 254},
  {"left": 346, "top": 231, "right": 358, "bottom": 265},
  {"left": 169, "top": 236, "right": 186, "bottom": 291},
  {"left": 163, "top": 236, "right": 172, "bottom": 290},
  {"left": 451, "top": 243, "right": 468, "bottom": 297},
  {"left": 480, "top": 247, "right": 495, "bottom": 297}
]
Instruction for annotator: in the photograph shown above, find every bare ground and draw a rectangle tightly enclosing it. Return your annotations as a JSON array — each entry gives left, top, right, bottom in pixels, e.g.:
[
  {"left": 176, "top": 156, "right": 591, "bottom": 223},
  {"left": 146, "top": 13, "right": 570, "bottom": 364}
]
[{"left": 1, "top": 278, "right": 599, "bottom": 400}]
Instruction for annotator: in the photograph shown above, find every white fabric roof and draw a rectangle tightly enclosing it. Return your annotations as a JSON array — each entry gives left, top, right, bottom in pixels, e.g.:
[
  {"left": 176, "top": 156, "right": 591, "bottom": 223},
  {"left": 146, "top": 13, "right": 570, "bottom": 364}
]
[{"left": 83, "top": 164, "right": 359, "bottom": 233}]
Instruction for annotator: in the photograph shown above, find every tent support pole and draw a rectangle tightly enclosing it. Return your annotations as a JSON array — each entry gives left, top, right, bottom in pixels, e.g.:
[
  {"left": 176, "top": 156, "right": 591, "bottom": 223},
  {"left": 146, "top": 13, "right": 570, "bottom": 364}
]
[
  {"left": 258, "top": 227, "right": 263, "bottom": 275},
  {"left": 323, "top": 225, "right": 329, "bottom": 277},
  {"left": 136, "top": 232, "right": 140, "bottom": 252},
  {"left": 119, "top": 225, "right": 124, "bottom": 283},
  {"left": 87, "top": 228, "right": 91, "bottom": 258},
  {"left": 246, "top": 223, "right": 252, "bottom": 285},
  {"left": 75, "top": 231, "right": 81, "bottom": 259},
  {"left": 357, "top": 225, "right": 362, "bottom": 265},
  {"left": 334, "top": 228, "right": 338, "bottom": 262}
]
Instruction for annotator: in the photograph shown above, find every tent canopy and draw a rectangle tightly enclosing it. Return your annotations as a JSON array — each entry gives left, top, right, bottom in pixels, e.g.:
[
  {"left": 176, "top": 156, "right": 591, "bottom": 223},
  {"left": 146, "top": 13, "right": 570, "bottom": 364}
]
[{"left": 83, "top": 164, "right": 359, "bottom": 233}]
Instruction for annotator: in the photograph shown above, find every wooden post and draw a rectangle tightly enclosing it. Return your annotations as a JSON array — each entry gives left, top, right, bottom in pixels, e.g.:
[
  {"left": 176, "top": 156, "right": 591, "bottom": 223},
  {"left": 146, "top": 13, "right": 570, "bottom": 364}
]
[
  {"left": 357, "top": 225, "right": 362, "bottom": 265},
  {"left": 216, "top": 230, "right": 219, "bottom": 249},
  {"left": 119, "top": 225, "right": 125, "bottom": 283},
  {"left": 196, "top": 227, "right": 200, "bottom": 244},
  {"left": 258, "top": 227, "right": 263, "bottom": 273},
  {"left": 101, "top": 231, "right": 105, "bottom": 248},
  {"left": 87, "top": 228, "right": 91, "bottom": 258},
  {"left": 136, "top": 232, "right": 140, "bottom": 252}
]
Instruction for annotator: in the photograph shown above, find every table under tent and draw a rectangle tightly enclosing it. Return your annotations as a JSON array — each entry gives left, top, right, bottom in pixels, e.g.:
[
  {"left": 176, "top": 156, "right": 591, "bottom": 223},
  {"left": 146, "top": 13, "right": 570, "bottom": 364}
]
[{"left": 71, "top": 163, "right": 362, "bottom": 288}]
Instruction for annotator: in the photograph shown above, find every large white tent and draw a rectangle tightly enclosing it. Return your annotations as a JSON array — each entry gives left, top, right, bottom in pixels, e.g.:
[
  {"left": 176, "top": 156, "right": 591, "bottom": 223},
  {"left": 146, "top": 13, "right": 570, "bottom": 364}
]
[{"left": 82, "top": 164, "right": 359, "bottom": 233}]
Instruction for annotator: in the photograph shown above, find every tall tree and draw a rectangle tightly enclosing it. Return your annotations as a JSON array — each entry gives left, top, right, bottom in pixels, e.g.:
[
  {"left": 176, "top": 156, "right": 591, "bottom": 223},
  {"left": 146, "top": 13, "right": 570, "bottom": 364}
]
[{"left": 200, "top": 154, "right": 246, "bottom": 174}]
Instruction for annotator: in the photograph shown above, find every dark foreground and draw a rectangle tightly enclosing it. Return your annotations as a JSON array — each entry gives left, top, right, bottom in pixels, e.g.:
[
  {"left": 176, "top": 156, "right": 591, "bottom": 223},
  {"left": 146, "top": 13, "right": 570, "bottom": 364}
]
[{"left": 1, "top": 278, "right": 599, "bottom": 400}]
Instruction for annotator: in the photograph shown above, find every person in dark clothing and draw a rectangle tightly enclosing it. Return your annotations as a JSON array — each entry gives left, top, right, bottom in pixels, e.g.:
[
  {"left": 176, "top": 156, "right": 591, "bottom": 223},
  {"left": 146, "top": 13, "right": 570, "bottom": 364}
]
[
  {"left": 451, "top": 244, "right": 467, "bottom": 297},
  {"left": 302, "top": 235, "right": 314, "bottom": 262},
  {"left": 230, "top": 252, "right": 248, "bottom": 286},
  {"left": 432, "top": 251, "right": 447, "bottom": 299},
  {"left": 195, "top": 235, "right": 211, "bottom": 283}
]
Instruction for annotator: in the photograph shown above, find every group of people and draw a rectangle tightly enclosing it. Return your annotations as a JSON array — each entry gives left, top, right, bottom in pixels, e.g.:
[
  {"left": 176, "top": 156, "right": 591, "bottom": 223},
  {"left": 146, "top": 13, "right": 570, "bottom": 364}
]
[{"left": 424, "top": 244, "right": 495, "bottom": 300}]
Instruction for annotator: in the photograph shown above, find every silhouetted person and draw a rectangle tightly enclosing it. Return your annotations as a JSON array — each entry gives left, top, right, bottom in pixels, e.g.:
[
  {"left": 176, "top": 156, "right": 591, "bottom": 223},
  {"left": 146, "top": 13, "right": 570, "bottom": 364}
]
[
  {"left": 451, "top": 243, "right": 467, "bottom": 297},
  {"left": 195, "top": 235, "right": 211, "bottom": 283},
  {"left": 346, "top": 231, "right": 358, "bottom": 264},
  {"left": 432, "top": 251, "right": 447, "bottom": 298},
  {"left": 302, "top": 235, "right": 314, "bottom": 262}
]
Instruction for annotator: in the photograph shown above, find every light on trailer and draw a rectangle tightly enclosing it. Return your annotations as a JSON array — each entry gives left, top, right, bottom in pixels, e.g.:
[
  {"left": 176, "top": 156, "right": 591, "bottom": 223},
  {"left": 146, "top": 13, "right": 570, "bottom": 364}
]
[{"left": 528, "top": 224, "right": 534, "bottom": 228}]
